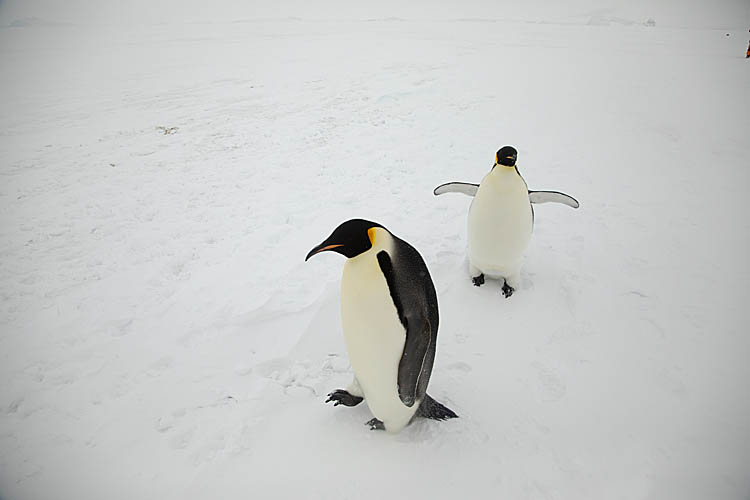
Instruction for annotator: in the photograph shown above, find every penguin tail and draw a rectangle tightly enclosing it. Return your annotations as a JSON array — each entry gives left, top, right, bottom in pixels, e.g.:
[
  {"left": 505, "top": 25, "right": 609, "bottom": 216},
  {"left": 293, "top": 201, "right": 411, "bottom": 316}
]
[{"left": 418, "top": 394, "right": 458, "bottom": 421}]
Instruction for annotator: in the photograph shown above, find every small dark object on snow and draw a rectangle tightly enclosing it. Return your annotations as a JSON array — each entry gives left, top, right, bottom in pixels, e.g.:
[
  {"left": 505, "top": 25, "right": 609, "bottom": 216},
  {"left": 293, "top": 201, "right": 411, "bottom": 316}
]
[{"left": 156, "top": 126, "right": 179, "bottom": 135}]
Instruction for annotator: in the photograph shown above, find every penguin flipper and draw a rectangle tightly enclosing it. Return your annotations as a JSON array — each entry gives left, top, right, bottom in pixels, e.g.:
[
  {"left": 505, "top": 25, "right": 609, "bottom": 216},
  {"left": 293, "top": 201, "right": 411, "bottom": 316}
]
[
  {"left": 433, "top": 182, "right": 479, "bottom": 197},
  {"left": 397, "top": 314, "right": 434, "bottom": 407},
  {"left": 528, "top": 190, "right": 580, "bottom": 208},
  {"left": 376, "top": 250, "right": 438, "bottom": 408}
]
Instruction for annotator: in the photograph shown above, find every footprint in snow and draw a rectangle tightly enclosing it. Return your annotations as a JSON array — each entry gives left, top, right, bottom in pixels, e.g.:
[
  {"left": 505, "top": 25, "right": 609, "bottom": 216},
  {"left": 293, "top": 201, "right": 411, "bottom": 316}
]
[
  {"left": 446, "top": 361, "right": 472, "bottom": 374},
  {"left": 533, "top": 362, "right": 567, "bottom": 402}
]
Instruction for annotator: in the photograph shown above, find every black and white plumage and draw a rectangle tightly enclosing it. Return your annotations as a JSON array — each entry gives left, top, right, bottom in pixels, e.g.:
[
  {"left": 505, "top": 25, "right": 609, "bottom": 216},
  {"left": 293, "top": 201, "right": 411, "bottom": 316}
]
[
  {"left": 307, "top": 219, "right": 456, "bottom": 432},
  {"left": 434, "top": 183, "right": 579, "bottom": 209},
  {"left": 434, "top": 146, "right": 579, "bottom": 297}
]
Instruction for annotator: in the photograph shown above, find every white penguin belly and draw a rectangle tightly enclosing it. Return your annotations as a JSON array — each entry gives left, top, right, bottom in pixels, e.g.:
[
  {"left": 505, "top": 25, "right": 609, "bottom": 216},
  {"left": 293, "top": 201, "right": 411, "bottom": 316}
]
[
  {"left": 340, "top": 248, "right": 417, "bottom": 433},
  {"left": 467, "top": 169, "right": 533, "bottom": 277}
]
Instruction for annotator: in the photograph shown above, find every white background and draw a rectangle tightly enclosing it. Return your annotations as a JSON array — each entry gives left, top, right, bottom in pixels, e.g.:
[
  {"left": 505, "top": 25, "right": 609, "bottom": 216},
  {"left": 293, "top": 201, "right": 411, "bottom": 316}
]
[{"left": 1, "top": 1, "right": 748, "bottom": 499}]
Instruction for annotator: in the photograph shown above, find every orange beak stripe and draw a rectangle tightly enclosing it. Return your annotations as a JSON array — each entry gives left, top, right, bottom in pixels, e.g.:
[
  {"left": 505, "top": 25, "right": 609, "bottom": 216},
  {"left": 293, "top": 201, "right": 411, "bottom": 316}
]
[{"left": 316, "top": 244, "right": 343, "bottom": 254}]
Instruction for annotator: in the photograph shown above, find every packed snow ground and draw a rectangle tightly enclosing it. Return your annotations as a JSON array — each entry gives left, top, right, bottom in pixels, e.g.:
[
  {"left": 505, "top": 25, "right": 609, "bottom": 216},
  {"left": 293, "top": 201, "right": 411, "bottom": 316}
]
[{"left": 1, "top": 1, "right": 749, "bottom": 499}]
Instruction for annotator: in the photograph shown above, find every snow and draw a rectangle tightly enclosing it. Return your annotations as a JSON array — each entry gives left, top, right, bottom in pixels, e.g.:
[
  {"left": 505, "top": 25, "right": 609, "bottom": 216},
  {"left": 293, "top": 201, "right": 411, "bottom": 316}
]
[{"left": 1, "top": 1, "right": 749, "bottom": 499}]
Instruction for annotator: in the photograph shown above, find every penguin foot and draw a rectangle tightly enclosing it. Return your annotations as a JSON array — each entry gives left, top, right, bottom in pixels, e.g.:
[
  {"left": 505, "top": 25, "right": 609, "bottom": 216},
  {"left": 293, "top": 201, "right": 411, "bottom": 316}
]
[
  {"left": 326, "top": 390, "right": 363, "bottom": 407},
  {"left": 365, "top": 418, "right": 385, "bottom": 431},
  {"left": 472, "top": 274, "right": 485, "bottom": 287},
  {"left": 501, "top": 281, "right": 515, "bottom": 298}
]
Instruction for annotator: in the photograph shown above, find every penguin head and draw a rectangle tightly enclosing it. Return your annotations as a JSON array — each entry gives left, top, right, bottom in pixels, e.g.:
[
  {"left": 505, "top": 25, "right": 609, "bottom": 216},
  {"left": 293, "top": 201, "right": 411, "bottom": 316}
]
[
  {"left": 305, "top": 219, "right": 384, "bottom": 261},
  {"left": 495, "top": 146, "right": 518, "bottom": 167}
]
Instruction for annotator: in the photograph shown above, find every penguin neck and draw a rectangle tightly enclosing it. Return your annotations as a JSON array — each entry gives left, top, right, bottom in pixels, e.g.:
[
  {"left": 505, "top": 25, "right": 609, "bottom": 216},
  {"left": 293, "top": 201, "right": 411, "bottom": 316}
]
[
  {"left": 490, "top": 164, "right": 520, "bottom": 178},
  {"left": 483, "top": 164, "right": 527, "bottom": 192},
  {"left": 352, "top": 227, "right": 393, "bottom": 264},
  {"left": 343, "top": 228, "right": 393, "bottom": 283}
]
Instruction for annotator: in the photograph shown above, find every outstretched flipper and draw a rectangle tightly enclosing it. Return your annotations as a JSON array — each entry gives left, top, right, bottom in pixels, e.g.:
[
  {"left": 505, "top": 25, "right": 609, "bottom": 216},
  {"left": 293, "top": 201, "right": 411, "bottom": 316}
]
[
  {"left": 433, "top": 182, "right": 479, "bottom": 197},
  {"left": 434, "top": 182, "right": 579, "bottom": 209},
  {"left": 528, "top": 190, "right": 580, "bottom": 208},
  {"left": 416, "top": 394, "right": 458, "bottom": 421}
]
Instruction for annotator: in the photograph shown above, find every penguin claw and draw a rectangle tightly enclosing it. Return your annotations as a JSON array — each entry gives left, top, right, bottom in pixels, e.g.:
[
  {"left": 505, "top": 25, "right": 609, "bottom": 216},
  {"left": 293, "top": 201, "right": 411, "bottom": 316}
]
[
  {"left": 365, "top": 418, "right": 385, "bottom": 431},
  {"left": 326, "top": 389, "right": 363, "bottom": 407},
  {"left": 501, "top": 282, "right": 515, "bottom": 298},
  {"left": 472, "top": 274, "right": 485, "bottom": 287}
]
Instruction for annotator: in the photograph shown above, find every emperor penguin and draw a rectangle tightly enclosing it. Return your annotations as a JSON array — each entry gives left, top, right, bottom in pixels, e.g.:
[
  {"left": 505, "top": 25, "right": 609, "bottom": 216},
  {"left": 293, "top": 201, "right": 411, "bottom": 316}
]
[
  {"left": 434, "top": 146, "right": 579, "bottom": 298},
  {"left": 306, "top": 219, "right": 457, "bottom": 433}
]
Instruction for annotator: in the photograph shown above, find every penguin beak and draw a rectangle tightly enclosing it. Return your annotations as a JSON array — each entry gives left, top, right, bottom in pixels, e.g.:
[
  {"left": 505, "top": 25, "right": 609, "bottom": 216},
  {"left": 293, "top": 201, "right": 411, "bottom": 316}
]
[{"left": 305, "top": 242, "right": 344, "bottom": 261}]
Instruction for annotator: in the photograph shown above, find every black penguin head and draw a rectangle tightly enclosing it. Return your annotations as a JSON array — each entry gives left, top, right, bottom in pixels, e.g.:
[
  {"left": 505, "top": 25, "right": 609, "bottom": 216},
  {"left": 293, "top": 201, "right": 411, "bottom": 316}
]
[
  {"left": 305, "top": 219, "right": 384, "bottom": 261},
  {"left": 495, "top": 146, "right": 518, "bottom": 167}
]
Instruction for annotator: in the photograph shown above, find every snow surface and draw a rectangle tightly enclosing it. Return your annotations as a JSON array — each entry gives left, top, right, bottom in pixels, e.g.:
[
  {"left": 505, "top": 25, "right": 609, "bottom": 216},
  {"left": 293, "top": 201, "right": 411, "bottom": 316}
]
[{"left": 1, "top": 1, "right": 749, "bottom": 499}]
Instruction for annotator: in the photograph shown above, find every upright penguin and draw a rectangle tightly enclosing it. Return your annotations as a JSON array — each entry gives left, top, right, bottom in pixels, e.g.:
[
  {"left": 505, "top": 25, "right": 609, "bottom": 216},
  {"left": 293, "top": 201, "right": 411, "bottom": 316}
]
[
  {"left": 434, "top": 146, "right": 579, "bottom": 298},
  {"left": 306, "top": 219, "right": 457, "bottom": 433}
]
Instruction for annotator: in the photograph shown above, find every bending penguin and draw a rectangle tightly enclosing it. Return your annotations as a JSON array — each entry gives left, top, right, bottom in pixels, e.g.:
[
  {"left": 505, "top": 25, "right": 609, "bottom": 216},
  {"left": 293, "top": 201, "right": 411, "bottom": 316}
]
[
  {"left": 306, "top": 219, "right": 457, "bottom": 433},
  {"left": 434, "top": 146, "right": 579, "bottom": 298}
]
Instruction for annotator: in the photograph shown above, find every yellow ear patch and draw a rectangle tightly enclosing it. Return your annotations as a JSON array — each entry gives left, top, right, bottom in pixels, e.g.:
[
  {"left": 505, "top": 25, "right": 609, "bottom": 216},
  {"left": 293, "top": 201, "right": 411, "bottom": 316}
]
[{"left": 367, "top": 227, "right": 377, "bottom": 245}]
